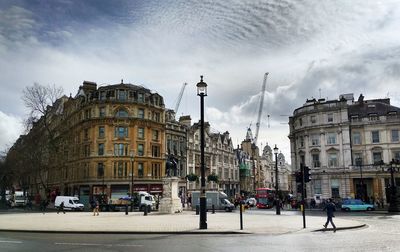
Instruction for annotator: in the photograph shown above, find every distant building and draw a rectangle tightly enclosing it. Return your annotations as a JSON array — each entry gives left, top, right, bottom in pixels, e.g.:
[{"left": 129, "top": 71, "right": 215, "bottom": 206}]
[{"left": 289, "top": 94, "right": 400, "bottom": 204}]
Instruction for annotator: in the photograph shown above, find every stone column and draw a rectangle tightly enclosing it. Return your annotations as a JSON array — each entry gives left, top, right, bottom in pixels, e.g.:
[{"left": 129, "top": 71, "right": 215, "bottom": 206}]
[{"left": 159, "top": 177, "right": 183, "bottom": 214}]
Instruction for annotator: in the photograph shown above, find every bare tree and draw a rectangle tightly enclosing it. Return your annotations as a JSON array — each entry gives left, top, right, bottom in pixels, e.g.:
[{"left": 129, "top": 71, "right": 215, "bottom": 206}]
[
  {"left": 22, "top": 82, "right": 63, "bottom": 131},
  {"left": 19, "top": 83, "right": 64, "bottom": 196}
]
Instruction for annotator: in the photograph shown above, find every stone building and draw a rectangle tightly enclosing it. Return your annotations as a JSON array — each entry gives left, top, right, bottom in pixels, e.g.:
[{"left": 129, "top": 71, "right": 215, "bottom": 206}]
[
  {"left": 289, "top": 94, "right": 400, "bottom": 204},
  {"left": 10, "top": 80, "right": 167, "bottom": 206},
  {"left": 261, "top": 144, "right": 291, "bottom": 192},
  {"left": 185, "top": 119, "right": 239, "bottom": 197}
]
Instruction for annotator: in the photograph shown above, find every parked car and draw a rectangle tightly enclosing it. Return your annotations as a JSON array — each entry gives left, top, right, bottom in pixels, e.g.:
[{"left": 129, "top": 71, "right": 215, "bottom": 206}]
[{"left": 341, "top": 199, "right": 375, "bottom": 211}]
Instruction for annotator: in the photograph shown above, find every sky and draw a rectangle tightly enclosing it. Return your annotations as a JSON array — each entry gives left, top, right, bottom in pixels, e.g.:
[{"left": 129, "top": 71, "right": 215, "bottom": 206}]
[{"left": 1, "top": 0, "right": 400, "bottom": 163}]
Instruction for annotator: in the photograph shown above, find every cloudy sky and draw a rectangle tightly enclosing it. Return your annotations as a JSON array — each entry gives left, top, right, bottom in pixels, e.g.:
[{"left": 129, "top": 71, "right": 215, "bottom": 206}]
[{"left": 1, "top": 0, "right": 400, "bottom": 162}]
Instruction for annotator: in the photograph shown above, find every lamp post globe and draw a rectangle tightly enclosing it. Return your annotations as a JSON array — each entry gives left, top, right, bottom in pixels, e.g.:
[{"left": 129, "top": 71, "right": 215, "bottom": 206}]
[
  {"left": 273, "top": 144, "right": 280, "bottom": 215},
  {"left": 197, "top": 75, "right": 208, "bottom": 229}
]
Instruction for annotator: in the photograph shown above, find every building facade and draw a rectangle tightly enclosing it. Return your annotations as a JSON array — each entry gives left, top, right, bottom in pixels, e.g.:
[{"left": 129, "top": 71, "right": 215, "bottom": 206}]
[
  {"left": 185, "top": 119, "right": 239, "bottom": 197},
  {"left": 9, "top": 80, "right": 167, "bottom": 206},
  {"left": 289, "top": 94, "right": 400, "bottom": 204}
]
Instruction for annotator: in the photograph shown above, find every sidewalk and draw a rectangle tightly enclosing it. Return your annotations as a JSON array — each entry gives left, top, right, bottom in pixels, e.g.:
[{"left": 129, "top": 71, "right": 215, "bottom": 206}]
[{"left": 0, "top": 209, "right": 365, "bottom": 234}]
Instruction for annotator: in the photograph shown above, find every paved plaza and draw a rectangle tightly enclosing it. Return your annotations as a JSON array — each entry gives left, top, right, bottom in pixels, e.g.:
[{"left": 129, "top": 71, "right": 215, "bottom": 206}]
[{"left": 0, "top": 209, "right": 364, "bottom": 234}]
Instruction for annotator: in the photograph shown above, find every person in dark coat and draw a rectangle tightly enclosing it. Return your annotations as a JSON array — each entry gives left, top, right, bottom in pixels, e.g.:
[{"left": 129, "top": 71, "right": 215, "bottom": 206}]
[
  {"left": 323, "top": 198, "right": 336, "bottom": 232},
  {"left": 57, "top": 201, "right": 65, "bottom": 214}
]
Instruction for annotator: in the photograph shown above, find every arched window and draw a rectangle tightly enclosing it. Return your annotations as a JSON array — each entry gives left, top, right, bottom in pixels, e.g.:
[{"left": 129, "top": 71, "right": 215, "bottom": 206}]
[{"left": 115, "top": 109, "right": 128, "bottom": 118}]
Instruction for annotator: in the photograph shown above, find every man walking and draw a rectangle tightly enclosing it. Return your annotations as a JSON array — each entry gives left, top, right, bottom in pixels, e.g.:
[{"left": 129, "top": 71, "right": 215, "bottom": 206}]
[
  {"left": 323, "top": 198, "right": 336, "bottom": 232},
  {"left": 57, "top": 201, "right": 65, "bottom": 214}
]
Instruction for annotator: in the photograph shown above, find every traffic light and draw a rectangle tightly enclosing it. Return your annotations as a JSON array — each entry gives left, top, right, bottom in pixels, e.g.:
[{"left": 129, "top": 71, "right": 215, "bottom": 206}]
[
  {"left": 297, "top": 183, "right": 303, "bottom": 194},
  {"left": 295, "top": 171, "right": 303, "bottom": 183},
  {"left": 304, "top": 166, "right": 311, "bottom": 183}
]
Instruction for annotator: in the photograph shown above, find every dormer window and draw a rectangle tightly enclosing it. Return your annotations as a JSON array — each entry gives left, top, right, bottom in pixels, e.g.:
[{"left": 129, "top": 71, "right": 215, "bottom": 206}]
[
  {"left": 369, "top": 113, "right": 379, "bottom": 121},
  {"left": 138, "top": 93, "right": 144, "bottom": 103},
  {"left": 117, "top": 90, "right": 127, "bottom": 101}
]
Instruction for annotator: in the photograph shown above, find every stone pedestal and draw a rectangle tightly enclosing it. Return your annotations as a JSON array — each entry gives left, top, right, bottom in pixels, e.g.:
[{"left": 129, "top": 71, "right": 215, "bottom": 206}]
[{"left": 159, "top": 177, "right": 183, "bottom": 214}]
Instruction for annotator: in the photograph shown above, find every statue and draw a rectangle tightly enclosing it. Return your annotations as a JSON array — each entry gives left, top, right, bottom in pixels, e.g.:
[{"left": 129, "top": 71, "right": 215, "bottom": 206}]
[{"left": 166, "top": 155, "right": 178, "bottom": 177}]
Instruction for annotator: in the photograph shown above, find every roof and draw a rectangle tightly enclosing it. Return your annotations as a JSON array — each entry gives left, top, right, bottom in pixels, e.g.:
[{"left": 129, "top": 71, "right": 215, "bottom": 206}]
[{"left": 348, "top": 98, "right": 400, "bottom": 117}]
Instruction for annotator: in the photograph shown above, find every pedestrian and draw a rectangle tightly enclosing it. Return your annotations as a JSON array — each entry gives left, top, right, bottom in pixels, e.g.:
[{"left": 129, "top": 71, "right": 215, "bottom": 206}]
[
  {"left": 41, "top": 199, "right": 48, "bottom": 214},
  {"left": 93, "top": 200, "right": 99, "bottom": 216},
  {"left": 187, "top": 194, "right": 192, "bottom": 208},
  {"left": 57, "top": 201, "right": 65, "bottom": 214},
  {"left": 323, "top": 198, "right": 337, "bottom": 232}
]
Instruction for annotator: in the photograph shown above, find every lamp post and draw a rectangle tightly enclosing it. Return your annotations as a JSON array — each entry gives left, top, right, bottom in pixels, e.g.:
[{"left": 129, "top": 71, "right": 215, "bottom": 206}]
[
  {"left": 273, "top": 144, "right": 280, "bottom": 215},
  {"left": 388, "top": 159, "right": 400, "bottom": 212},
  {"left": 130, "top": 151, "right": 135, "bottom": 212},
  {"left": 355, "top": 157, "right": 364, "bottom": 201},
  {"left": 197, "top": 75, "right": 208, "bottom": 229}
]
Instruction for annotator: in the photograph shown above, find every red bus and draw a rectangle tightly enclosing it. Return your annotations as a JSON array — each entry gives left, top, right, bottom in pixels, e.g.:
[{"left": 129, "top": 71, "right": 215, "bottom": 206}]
[{"left": 255, "top": 188, "right": 275, "bottom": 209}]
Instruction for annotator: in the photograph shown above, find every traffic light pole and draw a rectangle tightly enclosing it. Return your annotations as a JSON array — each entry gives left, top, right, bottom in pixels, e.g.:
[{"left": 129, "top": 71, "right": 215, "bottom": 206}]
[{"left": 301, "top": 164, "right": 306, "bottom": 229}]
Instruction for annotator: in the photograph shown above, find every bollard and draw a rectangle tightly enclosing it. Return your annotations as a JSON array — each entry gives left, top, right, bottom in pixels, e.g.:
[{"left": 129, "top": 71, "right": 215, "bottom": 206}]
[
  {"left": 239, "top": 202, "right": 243, "bottom": 230},
  {"left": 125, "top": 204, "right": 128, "bottom": 215},
  {"left": 144, "top": 205, "right": 148, "bottom": 216},
  {"left": 212, "top": 204, "right": 215, "bottom": 214},
  {"left": 196, "top": 205, "right": 199, "bottom": 215}
]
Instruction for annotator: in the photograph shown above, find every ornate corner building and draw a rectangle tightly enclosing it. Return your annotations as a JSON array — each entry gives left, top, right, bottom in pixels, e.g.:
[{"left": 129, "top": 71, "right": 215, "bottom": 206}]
[
  {"left": 289, "top": 94, "right": 400, "bottom": 205},
  {"left": 11, "top": 81, "right": 167, "bottom": 205}
]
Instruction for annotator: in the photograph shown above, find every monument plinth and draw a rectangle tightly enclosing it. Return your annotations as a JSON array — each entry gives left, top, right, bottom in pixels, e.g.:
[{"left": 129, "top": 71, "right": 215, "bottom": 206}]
[{"left": 159, "top": 177, "right": 183, "bottom": 214}]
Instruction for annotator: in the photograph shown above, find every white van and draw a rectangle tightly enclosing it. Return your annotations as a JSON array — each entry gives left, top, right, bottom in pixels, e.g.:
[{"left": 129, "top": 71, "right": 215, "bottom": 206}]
[{"left": 54, "top": 196, "right": 84, "bottom": 211}]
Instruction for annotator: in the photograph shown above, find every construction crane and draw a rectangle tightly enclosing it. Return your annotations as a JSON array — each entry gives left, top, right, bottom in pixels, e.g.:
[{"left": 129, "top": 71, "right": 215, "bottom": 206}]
[
  {"left": 253, "top": 72, "right": 268, "bottom": 146},
  {"left": 174, "top": 83, "right": 187, "bottom": 116}
]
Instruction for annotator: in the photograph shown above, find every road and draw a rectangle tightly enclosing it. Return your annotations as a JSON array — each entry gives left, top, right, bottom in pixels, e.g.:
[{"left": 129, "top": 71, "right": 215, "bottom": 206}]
[{"left": 0, "top": 209, "right": 399, "bottom": 252}]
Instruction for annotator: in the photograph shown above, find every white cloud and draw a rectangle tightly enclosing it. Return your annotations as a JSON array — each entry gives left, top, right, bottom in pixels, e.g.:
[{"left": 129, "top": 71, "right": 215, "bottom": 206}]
[{"left": 0, "top": 111, "right": 24, "bottom": 153}]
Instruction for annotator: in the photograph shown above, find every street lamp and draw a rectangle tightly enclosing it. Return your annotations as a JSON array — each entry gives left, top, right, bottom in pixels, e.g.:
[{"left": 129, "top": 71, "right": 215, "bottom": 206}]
[
  {"left": 273, "top": 144, "right": 280, "bottom": 215},
  {"left": 130, "top": 150, "right": 135, "bottom": 212},
  {"left": 197, "top": 75, "right": 207, "bottom": 230},
  {"left": 388, "top": 159, "right": 400, "bottom": 212},
  {"left": 355, "top": 157, "right": 364, "bottom": 201}
]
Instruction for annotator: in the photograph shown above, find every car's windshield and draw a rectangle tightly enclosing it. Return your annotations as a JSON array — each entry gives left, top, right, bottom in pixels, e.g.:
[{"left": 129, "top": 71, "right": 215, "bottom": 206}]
[{"left": 72, "top": 200, "right": 81, "bottom": 204}]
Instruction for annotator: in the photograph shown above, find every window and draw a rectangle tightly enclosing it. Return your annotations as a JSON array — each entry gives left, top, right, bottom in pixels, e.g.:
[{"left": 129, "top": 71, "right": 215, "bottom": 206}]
[
  {"left": 138, "top": 127, "right": 144, "bottom": 139},
  {"left": 84, "top": 145, "right": 90, "bottom": 157},
  {"left": 373, "top": 151, "right": 382, "bottom": 164},
  {"left": 328, "top": 153, "right": 338, "bottom": 167},
  {"left": 138, "top": 144, "right": 144, "bottom": 156},
  {"left": 115, "top": 126, "right": 128, "bottom": 138},
  {"left": 372, "top": 130, "right": 380, "bottom": 143},
  {"left": 299, "top": 118, "right": 303, "bottom": 126},
  {"left": 369, "top": 113, "right": 379, "bottom": 121},
  {"left": 138, "top": 163, "right": 144, "bottom": 178},
  {"left": 152, "top": 112, "right": 160, "bottom": 122},
  {"left": 394, "top": 151, "right": 400, "bottom": 161},
  {"left": 152, "top": 145, "right": 160, "bottom": 157},
  {"left": 327, "top": 133, "right": 336, "bottom": 145},
  {"left": 152, "top": 163, "right": 161, "bottom": 178},
  {"left": 299, "top": 136, "right": 304, "bottom": 148},
  {"left": 311, "top": 115, "right": 316, "bottom": 124},
  {"left": 314, "top": 180, "right": 322, "bottom": 194},
  {"left": 327, "top": 113, "right": 333, "bottom": 123},
  {"left": 113, "top": 162, "right": 127, "bottom": 178},
  {"left": 114, "top": 143, "right": 128, "bottom": 156},
  {"left": 152, "top": 130, "right": 159, "bottom": 141},
  {"left": 138, "top": 108, "right": 144, "bottom": 119},
  {"left": 98, "top": 143, "right": 104, "bottom": 156},
  {"left": 116, "top": 109, "right": 128, "bottom": 118},
  {"left": 85, "top": 109, "right": 91, "bottom": 119},
  {"left": 353, "top": 132, "right": 361, "bottom": 145},
  {"left": 354, "top": 153, "right": 363, "bottom": 166},
  {"left": 98, "top": 126, "right": 105, "bottom": 138},
  {"left": 84, "top": 128, "right": 89, "bottom": 140},
  {"left": 100, "top": 91, "right": 106, "bottom": 100},
  {"left": 138, "top": 93, "right": 144, "bottom": 103},
  {"left": 331, "top": 179, "right": 340, "bottom": 198},
  {"left": 97, "top": 163, "right": 104, "bottom": 178},
  {"left": 312, "top": 153, "right": 320, "bottom": 168},
  {"left": 117, "top": 90, "right": 127, "bottom": 101},
  {"left": 310, "top": 134, "right": 320, "bottom": 146},
  {"left": 392, "top": 129, "right": 399, "bottom": 142},
  {"left": 99, "top": 107, "right": 106, "bottom": 117}
]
